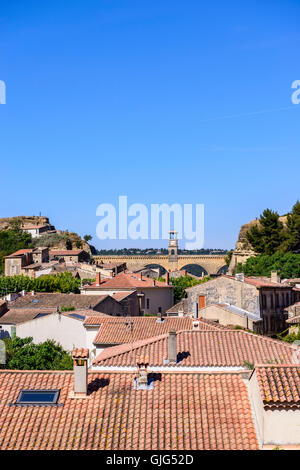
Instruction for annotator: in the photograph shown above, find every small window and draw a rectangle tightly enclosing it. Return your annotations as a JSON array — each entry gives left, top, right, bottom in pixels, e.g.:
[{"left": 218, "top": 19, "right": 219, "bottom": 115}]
[
  {"left": 146, "top": 298, "right": 150, "bottom": 309},
  {"left": 16, "top": 390, "right": 60, "bottom": 405}
]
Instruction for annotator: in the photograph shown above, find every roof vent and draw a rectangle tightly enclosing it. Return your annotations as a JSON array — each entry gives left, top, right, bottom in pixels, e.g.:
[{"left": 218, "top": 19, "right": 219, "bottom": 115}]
[{"left": 192, "top": 321, "right": 200, "bottom": 330}]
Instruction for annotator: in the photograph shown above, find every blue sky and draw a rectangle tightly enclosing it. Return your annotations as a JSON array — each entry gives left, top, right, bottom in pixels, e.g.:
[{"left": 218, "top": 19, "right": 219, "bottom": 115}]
[{"left": 0, "top": 0, "right": 299, "bottom": 250}]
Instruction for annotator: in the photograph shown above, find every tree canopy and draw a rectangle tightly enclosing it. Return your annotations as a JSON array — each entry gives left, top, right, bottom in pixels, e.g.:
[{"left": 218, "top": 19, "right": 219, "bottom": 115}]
[
  {"left": 0, "top": 336, "right": 73, "bottom": 370},
  {"left": 158, "top": 275, "right": 211, "bottom": 303},
  {"left": 236, "top": 251, "right": 300, "bottom": 279},
  {"left": 246, "top": 201, "right": 300, "bottom": 256},
  {"left": 0, "top": 271, "right": 81, "bottom": 296}
]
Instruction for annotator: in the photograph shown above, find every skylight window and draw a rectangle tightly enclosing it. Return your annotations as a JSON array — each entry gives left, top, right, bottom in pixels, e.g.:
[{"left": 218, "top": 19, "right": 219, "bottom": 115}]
[{"left": 16, "top": 390, "right": 60, "bottom": 405}]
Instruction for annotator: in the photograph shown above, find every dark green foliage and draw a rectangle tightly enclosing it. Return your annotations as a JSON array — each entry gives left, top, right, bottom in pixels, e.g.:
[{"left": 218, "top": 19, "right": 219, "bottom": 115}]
[
  {"left": 158, "top": 275, "right": 211, "bottom": 304},
  {"left": 224, "top": 250, "right": 233, "bottom": 266},
  {"left": 0, "top": 337, "right": 73, "bottom": 370},
  {"left": 83, "top": 234, "right": 92, "bottom": 242},
  {"left": 0, "top": 272, "right": 81, "bottom": 296},
  {"left": 246, "top": 201, "right": 300, "bottom": 256},
  {"left": 60, "top": 305, "right": 75, "bottom": 312},
  {"left": 236, "top": 252, "right": 300, "bottom": 279},
  {"left": 246, "top": 209, "right": 284, "bottom": 255},
  {"left": 0, "top": 225, "right": 32, "bottom": 274},
  {"left": 281, "top": 200, "right": 300, "bottom": 254}
]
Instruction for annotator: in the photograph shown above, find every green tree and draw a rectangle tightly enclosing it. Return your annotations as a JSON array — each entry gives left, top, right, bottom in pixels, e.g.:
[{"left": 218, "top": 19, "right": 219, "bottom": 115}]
[
  {"left": 236, "top": 252, "right": 300, "bottom": 279},
  {"left": 224, "top": 250, "right": 233, "bottom": 266},
  {"left": 282, "top": 200, "right": 300, "bottom": 254},
  {"left": 246, "top": 209, "right": 284, "bottom": 255},
  {"left": 158, "top": 275, "right": 211, "bottom": 304},
  {"left": 0, "top": 271, "right": 81, "bottom": 296},
  {"left": 1, "top": 337, "right": 73, "bottom": 370},
  {"left": 83, "top": 234, "right": 92, "bottom": 242}
]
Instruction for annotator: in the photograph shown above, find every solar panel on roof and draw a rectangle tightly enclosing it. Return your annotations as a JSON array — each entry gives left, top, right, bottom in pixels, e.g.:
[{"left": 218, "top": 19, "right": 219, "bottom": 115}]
[
  {"left": 32, "top": 299, "right": 38, "bottom": 304},
  {"left": 69, "top": 313, "right": 85, "bottom": 320}
]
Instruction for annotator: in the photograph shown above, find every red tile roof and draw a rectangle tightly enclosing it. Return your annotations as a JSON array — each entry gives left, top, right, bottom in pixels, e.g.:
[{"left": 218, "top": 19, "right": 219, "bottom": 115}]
[
  {"left": 255, "top": 365, "right": 300, "bottom": 408},
  {"left": 93, "top": 330, "right": 297, "bottom": 368},
  {"left": 49, "top": 250, "right": 84, "bottom": 256},
  {"left": 0, "top": 370, "right": 258, "bottom": 450},
  {"left": 9, "top": 292, "right": 110, "bottom": 310},
  {"left": 72, "top": 348, "right": 89, "bottom": 359},
  {"left": 88, "top": 316, "right": 225, "bottom": 345},
  {"left": 84, "top": 272, "right": 171, "bottom": 289},
  {"left": 225, "top": 275, "right": 285, "bottom": 288},
  {"left": 6, "top": 249, "right": 33, "bottom": 258}
]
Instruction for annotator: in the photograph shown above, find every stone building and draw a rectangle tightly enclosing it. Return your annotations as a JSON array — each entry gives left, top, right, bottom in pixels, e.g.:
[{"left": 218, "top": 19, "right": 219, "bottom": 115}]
[
  {"left": 186, "top": 274, "right": 295, "bottom": 335},
  {"left": 49, "top": 249, "right": 90, "bottom": 263}
]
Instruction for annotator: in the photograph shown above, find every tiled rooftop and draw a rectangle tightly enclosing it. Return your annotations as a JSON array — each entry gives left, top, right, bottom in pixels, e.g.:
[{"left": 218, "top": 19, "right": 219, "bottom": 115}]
[
  {"left": 87, "top": 316, "right": 224, "bottom": 345},
  {"left": 0, "top": 370, "right": 258, "bottom": 450},
  {"left": 84, "top": 272, "right": 171, "bottom": 289},
  {"left": 255, "top": 365, "right": 300, "bottom": 408},
  {"left": 49, "top": 250, "right": 85, "bottom": 256},
  {"left": 8, "top": 293, "right": 110, "bottom": 310},
  {"left": 0, "top": 308, "right": 109, "bottom": 325},
  {"left": 93, "top": 330, "right": 297, "bottom": 368},
  {"left": 72, "top": 348, "right": 89, "bottom": 359}
]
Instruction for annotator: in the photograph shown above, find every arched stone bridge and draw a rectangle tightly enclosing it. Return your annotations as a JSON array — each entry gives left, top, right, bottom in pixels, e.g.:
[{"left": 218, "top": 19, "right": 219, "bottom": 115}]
[{"left": 93, "top": 255, "right": 227, "bottom": 276}]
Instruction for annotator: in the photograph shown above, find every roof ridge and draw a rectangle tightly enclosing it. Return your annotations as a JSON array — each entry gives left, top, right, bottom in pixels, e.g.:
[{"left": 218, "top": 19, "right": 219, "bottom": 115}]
[{"left": 93, "top": 332, "right": 169, "bottom": 363}]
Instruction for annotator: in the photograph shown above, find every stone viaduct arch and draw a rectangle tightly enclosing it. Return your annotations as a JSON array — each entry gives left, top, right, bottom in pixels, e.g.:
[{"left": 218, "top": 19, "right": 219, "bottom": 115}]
[{"left": 94, "top": 254, "right": 227, "bottom": 276}]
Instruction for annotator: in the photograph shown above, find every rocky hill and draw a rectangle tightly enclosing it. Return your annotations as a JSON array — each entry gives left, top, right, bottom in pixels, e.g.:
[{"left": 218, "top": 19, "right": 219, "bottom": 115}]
[
  {"left": 0, "top": 216, "right": 96, "bottom": 255},
  {"left": 228, "top": 215, "right": 287, "bottom": 274},
  {"left": 0, "top": 216, "right": 50, "bottom": 231}
]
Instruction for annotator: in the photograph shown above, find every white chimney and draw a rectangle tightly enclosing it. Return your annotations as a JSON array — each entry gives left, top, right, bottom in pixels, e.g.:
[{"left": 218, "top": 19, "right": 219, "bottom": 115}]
[
  {"left": 71, "top": 348, "right": 89, "bottom": 398},
  {"left": 235, "top": 273, "right": 245, "bottom": 282},
  {"left": 168, "top": 329, "right": 177, "bottom": 363}
]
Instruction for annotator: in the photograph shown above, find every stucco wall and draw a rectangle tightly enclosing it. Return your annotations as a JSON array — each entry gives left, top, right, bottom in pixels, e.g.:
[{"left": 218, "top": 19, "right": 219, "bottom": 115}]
[
  {"left": 199, "top": 304, "right": 256, "bottom": 329},
  {"left": 16, "top": 313, "right": 86, "bottom": 352},
  {"left": 187, "top": 277, "right": 259, "bottom": 315},
  {"left": 249, "top": 370, "right": 300, "bottom": 445}
]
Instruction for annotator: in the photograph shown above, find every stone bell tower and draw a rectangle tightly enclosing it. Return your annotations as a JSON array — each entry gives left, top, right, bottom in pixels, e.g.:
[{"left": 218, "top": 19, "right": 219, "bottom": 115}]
[{"left": 168, "top": 231, "right": 178, "bottom": 272}]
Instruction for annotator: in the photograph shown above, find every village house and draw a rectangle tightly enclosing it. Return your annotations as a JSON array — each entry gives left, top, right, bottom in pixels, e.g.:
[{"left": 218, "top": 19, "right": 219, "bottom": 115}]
[
  {"left": 21, "top": 223, "right": 55, "bottom": 238},
  {"left": 49, "top": 249, "right": 90, "bottom": 263},
  {"left": 185, "top": 273, "right": 294, "bottom": 335},
  {"left": 81, "top": 271, "right": 174, "bottom": 316},
  {"left": 5, "top": 292, "right": 124, "bottom": 316}
]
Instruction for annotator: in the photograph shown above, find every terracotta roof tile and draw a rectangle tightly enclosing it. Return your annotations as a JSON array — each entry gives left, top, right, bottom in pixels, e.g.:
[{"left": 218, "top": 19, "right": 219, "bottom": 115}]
[
  {"left": 72, "top": 348, "right": 89, "bottom": 359},
  {"left": 89, "top": 316, "right": 223, "bottom": 344},
  {"left": 84, "top": 272, "right": 171, "bottom": 289},
  {"left": 9, "top": 293, "right": 110, "bottom": 310},
  {"left": 255, "top": 365, "right": 300, "bottom": 408},
  {"left": 0, "top": 370, "right": 258, "bottom": 450},
  {"left": 49, "top": 250, "right": 84, "bottom": 256},
  {"left": 93, "top": 330, "right": 297, "bottom": 368}
]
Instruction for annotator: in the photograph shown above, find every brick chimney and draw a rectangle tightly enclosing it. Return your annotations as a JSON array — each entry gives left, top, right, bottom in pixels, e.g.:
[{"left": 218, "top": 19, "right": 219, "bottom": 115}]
[
  {"left": 139, "top": 272, "right": 143, "bottom": 281},
  {"left": 71, "top": 348, "right": 89, "bottom": 398},
  {"left": 96, "top": 272, "right": 101, "bottom": 286},
  {"left": 165, "top": 272, "right": 169, "bottom": 285},
  {"left": 168, "top": 329, "right": 177, "bottom": 363}
]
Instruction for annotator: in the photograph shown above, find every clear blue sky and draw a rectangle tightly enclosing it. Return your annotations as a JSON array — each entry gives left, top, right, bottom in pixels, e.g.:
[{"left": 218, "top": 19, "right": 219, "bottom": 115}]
[{"left": 0, "top": 0, "right": 299, "bottom": 250}]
